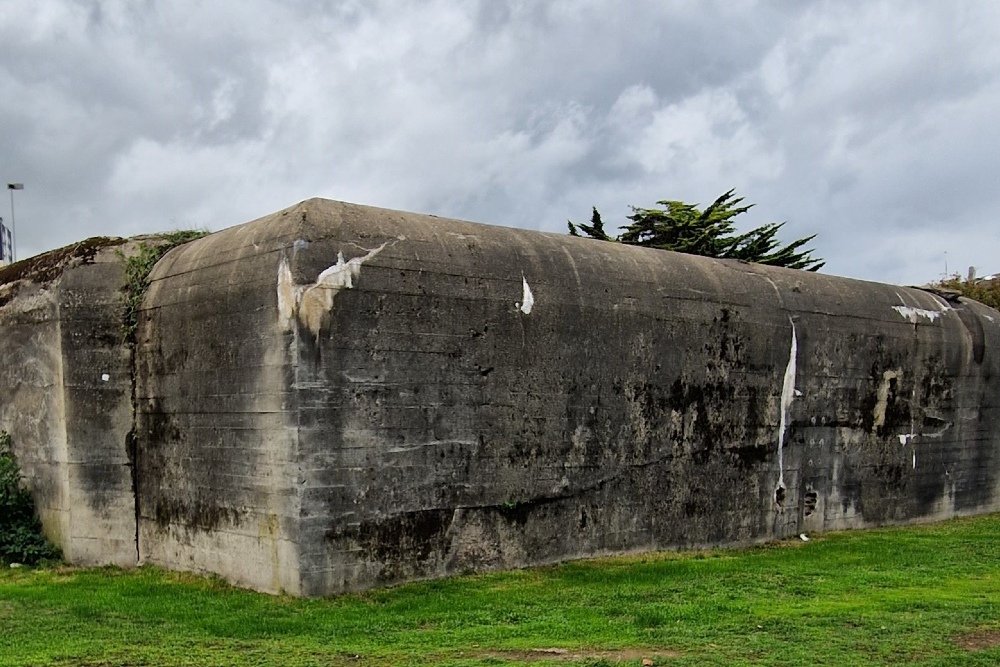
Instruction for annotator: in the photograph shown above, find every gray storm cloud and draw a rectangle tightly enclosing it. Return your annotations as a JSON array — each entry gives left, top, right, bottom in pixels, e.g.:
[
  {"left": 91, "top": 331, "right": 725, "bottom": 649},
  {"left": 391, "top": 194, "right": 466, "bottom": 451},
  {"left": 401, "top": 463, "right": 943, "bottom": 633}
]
[{"left": 1, "top": 0, "right": 998, "bottom": 284}]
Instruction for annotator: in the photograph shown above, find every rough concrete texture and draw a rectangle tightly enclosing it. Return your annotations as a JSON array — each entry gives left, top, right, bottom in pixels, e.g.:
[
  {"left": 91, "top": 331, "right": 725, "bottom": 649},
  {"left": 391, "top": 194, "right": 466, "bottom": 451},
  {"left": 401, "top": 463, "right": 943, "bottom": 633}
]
[
  {"left": 135, "top": 199, "right": 1000, "bottom": 596},
  {"left": 135, "top": 221, "right": 301, "bottom": 594},
  {"left": 0, "top": 239, "right": 138, "bottom": 566}
]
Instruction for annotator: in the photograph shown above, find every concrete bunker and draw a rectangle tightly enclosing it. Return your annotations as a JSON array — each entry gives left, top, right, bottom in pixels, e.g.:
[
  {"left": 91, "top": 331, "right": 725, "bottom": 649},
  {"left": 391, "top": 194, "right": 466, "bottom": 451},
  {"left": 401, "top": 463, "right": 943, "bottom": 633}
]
[
  {"left": 2, "top": 198, "right": 999, "bottom": 596},
  {"left": 0, "top": 237, "right": 141, "bottom": 566}
]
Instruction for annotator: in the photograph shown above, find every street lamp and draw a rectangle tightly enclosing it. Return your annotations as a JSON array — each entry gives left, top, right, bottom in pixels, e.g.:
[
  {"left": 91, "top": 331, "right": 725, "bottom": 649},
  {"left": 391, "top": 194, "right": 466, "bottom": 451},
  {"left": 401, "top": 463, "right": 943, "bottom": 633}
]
[{"left": 7, "top": 183, "right": 23, "bottom": 262}]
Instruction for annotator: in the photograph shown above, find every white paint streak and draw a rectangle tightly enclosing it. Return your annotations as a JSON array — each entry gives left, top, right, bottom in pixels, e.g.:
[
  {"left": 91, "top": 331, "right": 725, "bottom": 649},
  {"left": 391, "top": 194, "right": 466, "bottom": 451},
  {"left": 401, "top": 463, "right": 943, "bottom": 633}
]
[
  {"left": 276, "top": 241, "right": 390, "bottom": 336},
  {"left": 777, "top": 319, "right": 798, "bottom": 490},
  {"left": 519, "top": 275, "right": 534, "bottom": 314},
  {"left": 277, "top": 255, "right": 297, "bottom": 332},
  {"left": 897, "top": 419, "right": 951, "bottom": 446},
  {"left": 913, "top": 453, "right": 917, "bottom": 469},
  {"left": 872, "top": 369, "right": 902, "bottom": 431},
  {"left": 923, "top": 421, "right": 952, "bottom": 438},
  {"left": 386, "top": 439, "right": 478, "bottom": 454},
  {"left": 892, "top": 305, "right": 943, "bottom": 323}
]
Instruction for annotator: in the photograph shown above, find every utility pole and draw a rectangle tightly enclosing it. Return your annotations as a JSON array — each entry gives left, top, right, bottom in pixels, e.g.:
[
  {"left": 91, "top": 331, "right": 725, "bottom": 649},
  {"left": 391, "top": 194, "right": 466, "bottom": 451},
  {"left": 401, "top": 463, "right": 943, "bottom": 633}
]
[{"left": 7, "top": 183, "right": 23, "bottom": 262}]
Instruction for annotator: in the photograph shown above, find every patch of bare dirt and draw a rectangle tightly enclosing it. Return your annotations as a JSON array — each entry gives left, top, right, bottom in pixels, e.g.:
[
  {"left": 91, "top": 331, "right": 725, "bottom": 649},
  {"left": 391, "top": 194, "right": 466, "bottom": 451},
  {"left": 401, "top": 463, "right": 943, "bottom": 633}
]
[
  {"left": 955, "top": 629, "right": 1000, "bottom": 651},
  {"left": 477, "top": 647, "right": 680, "bottom": 663}
]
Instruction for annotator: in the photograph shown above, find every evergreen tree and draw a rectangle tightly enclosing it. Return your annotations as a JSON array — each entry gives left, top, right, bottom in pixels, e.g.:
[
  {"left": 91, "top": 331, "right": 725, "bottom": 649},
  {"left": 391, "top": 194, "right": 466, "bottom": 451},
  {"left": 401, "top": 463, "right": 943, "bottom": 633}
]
[{"left": 568, "top": 189, "right": 824, "bottom": 271}]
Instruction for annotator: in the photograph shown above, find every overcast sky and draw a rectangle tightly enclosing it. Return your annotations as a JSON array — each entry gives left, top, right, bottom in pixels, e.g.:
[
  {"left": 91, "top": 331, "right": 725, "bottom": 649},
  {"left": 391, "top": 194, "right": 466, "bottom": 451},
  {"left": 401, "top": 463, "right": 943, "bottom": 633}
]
[{"left": 2, "top": 1, "right": 998, "bottom": 285}]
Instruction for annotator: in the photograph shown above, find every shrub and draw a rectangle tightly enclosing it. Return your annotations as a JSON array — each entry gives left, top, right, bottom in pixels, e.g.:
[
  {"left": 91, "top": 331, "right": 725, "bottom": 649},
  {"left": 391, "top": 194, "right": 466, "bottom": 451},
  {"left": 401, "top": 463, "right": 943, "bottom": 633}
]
[
  {"left": 930, "top": 275, "right": 1000, "bottom": 311},
  {"left": 118, "top": 230, "right": 209, "bottom": 343},
  {"left": 0, "top": 431, "right": 60, "bottom": 565}
]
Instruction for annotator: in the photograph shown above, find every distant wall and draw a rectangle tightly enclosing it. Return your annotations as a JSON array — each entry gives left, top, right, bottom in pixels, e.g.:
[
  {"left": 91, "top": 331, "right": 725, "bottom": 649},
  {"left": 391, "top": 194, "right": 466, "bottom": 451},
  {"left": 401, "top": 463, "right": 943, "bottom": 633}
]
[
  {"left": 0, "top": 240, "right": 137, "bottom": 566},
  {"left": 135, "top": 199, "right": 1000, "bottom": 596}
]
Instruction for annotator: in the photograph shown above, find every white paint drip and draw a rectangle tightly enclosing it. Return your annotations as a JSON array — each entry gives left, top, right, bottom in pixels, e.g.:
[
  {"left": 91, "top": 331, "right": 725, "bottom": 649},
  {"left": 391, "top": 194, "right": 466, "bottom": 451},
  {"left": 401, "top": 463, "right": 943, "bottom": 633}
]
[
  {"left": 892, "top": 305, "right": 942, "bottom": 324},
  {"left": 277, "top": 241, "right": 390, "bottom": 336},
  {"left": 100, "top": 373, "right": 110, "bottom": 382},
  {"left": 519, "top": 275, "right": 534, "bottom": 315},
  {"left": 892, "top": 291, "right": 949, "bottom": 324},
  {"left": 776, "top": 319, "right": 798, "bottom": 491},
  {"left": 913, "top": 453, "right": 917, "bottom": 469},
  {"left": 277, "top": 256, "right": 297, "bottom": 331},
  {"left": 898, "top": 433, "right": 917, "bottom": 445}
]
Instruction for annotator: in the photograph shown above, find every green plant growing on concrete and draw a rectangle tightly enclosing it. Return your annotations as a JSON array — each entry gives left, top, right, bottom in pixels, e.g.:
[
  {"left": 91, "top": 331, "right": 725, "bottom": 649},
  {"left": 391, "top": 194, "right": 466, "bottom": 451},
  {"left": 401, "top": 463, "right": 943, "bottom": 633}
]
[
  {"left": 0, "top": 431, "right": 60, "bottom": 565},
  {"left": 569, "top": 189, "right": 825, "bottom": 271},
  {"left": 118, "top": 230, "right": 209, "bottom": 342}
]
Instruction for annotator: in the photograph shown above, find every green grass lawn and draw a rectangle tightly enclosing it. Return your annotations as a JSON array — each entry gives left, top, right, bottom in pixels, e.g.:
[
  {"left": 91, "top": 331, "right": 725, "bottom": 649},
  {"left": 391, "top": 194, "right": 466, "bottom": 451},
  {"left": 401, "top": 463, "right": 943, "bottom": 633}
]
[{"left": 3, "top": 514, "right": 1000, "bottom": 667}]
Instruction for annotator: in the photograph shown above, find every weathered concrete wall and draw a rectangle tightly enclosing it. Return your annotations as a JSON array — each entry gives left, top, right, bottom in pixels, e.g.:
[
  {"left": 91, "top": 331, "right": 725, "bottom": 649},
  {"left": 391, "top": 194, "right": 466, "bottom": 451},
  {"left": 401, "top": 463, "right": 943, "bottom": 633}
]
[
  {"left": 0, "top": 272, "right": 67, "bottom": 549},
  {"left": 2, "top": 199, "right": 997, "bottom": 593},
  {"left": 135, "top": 221, "right": 301, "bottom": 593},
  {"left": 136, "top": 199, "right": 1000, "bottom": 596},
  {"left": 0, "top": 240, "right": 137, "bottom": 566}
]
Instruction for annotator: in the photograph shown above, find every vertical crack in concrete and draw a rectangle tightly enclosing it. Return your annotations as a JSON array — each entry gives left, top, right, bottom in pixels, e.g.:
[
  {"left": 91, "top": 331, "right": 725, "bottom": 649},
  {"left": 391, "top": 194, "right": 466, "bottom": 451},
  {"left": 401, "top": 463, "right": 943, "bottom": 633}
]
[
  {"left": 125, "top": 406, "right": 140, "bottom": 564},
  {"left": 777, "top": 318, "right": 798, "bottom": 494}
]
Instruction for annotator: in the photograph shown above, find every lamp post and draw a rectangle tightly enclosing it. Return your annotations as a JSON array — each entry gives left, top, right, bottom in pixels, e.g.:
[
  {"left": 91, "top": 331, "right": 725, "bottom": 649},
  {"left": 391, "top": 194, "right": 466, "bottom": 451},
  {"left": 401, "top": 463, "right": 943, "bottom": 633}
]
[{"left": 7, "top": 183, "right": 23, "bottom": 262}]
